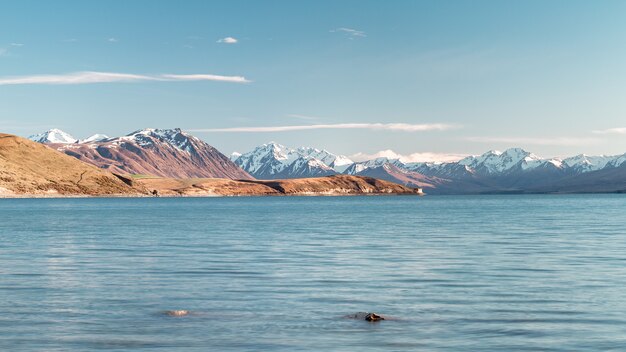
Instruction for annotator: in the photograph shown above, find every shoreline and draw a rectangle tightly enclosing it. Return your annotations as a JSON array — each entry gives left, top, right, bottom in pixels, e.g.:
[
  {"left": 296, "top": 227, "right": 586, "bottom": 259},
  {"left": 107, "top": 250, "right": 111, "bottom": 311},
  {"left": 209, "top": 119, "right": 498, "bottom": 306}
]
[{"left": 0, "top": 192, "right": 423, "bottom": 199}]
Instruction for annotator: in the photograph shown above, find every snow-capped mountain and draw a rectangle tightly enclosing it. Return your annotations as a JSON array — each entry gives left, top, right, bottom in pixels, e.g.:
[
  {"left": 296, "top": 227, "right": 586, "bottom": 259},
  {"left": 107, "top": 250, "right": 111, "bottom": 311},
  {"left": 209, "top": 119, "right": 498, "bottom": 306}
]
[
  {"left": 343, "top": 157, "right": 405, "bottom": 175},
  {"left": 456, "top": 148, "right": 561, "bottom": 174},
  {"left": 295, "top": 147, "right": 353, "bottom": 172},
  {"left": 403, "top": 148, "right": 626, "bottom": 193},
  {"left": 236, "top": 143, "right": 626, "bottom": 193},
  {"left": 562, "top": 154, "right": 617, "bottom": 173},
  {"left": 26, "top": 131, "right": 626, "bottom": 193},
  {"left": 31, "top": 128, "right": 252, "bottom": 179},
  {"left": 28, "top": 128, "right": 77, "bottom": 144},
  {"left": 233, "top": 142, "right": 353, "bottom": 179},
  {"left": 79, "top": 134, "right": 109, "bottom": 143},
  {"left": 281, "top": 156, "right": 336, "bottom": 178},
  {"left": 233, "top": 142, "right": 299, "bottom": 179}
]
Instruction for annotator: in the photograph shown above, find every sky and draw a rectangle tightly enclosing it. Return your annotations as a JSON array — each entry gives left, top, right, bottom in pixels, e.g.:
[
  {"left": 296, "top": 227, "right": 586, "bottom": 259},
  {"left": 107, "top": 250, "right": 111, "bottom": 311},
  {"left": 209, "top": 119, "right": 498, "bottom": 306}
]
[{"left": 1, "top": 0, "right": 625, "bottom": 161}]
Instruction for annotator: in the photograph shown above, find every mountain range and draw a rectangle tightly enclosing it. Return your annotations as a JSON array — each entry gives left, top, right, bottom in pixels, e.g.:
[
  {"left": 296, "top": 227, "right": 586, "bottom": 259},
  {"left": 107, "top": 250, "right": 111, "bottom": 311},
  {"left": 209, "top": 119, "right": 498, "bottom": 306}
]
[
  {"left": 2, "top": 132, "right": 418, "bottom": 197},
  {"left": 27, "top": 129, "right": 626, "bottom": 194},
  {"left": 232, "top": 142, "right": 626, "bottom": 194}
]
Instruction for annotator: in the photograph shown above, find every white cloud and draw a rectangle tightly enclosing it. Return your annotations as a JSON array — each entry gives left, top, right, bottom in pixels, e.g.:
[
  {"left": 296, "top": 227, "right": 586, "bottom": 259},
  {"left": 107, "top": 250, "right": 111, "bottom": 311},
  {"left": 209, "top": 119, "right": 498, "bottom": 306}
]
[
  {"left": 107, "top": 38, "right": 118, "bottom": 42},
  {"left": 592, "top": 127, "right": 626, "bottom": 135},
  {"left": 10, "top": 43, "right": 24, "bottom": 47},
  {"left": 331, "top": 27, "right": 366, "bottom": 38},
  {"left": 467, "top": 136, "right": 600, "bottom": 146},
  {"left": 159, "top": 74, "right": 250, "bottom": 83},
  {"left": 350, "top": 149, "right": 468, "bottom": 163},
  {"left": 286, "top": 114, "right": 321, "bottom": 120},
  {"left": 0, "top": 71, "right": 251, "bottom": 85},
  {"left": 217, "top": 37, "right": 238, "bottom": 44},
  {"left": 189, "top": 122, "right": 457, "bottom": 133}
]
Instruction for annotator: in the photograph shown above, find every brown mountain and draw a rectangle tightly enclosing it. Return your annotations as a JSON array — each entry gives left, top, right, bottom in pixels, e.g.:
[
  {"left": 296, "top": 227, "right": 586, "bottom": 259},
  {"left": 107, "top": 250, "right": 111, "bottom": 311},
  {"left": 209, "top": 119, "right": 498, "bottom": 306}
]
[
  {"left": 0, "top": 133, "right": 138, "bottom": 196},
  {"left": 49, "top": 128, "right": 253, "bottom": 179}
]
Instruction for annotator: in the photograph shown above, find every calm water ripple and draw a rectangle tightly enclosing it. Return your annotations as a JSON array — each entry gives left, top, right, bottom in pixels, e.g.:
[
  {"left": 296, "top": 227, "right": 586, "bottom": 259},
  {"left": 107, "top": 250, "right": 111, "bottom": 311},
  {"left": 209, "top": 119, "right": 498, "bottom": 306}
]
[{"left": 1, "top": 195, "right": 626, "bottom": 351}]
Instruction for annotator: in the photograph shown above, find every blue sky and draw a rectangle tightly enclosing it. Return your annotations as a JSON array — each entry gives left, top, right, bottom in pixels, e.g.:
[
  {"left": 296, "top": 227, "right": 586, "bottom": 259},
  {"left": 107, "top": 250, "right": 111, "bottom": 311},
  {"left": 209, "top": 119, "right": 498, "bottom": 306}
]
[{"left": 1, "top": 0, "right": 625, "bottom": 160}]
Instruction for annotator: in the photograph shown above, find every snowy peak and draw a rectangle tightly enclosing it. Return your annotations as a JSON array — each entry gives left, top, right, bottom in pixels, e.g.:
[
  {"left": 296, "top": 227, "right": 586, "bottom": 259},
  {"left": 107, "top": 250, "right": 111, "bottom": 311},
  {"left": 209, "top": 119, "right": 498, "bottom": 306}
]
[
  {"left": 233, "top": 142, "right": 353, "bottom": 179},
  {"left": 295, "top": 147, "right": 353, "bottom": 171},
  {"left": 28, "top": 129, "right": 77, "bottom": 144},
  {"left": 79, "top": 134, "right": 109, "bottom": 143},
  {"left": 457, "top": 148, "right": 545, "bottom": 174},
  {"left": 232, "top": 142, "right": 299, "bottom": 178},
  {"left": 562, "top": 154, "right": 616, "bottom": 172},
  {"left": 282, "top": 156, "right": 336, "bottom": 178},
  {"left": 262, "top": 142, "right": 298, "bottom": 161},
  {"left": 118, "top": 128, "right": 200, "bottom": 153},
  {"left": 343, "top": 158, "right": 405, "bottom": 175}
]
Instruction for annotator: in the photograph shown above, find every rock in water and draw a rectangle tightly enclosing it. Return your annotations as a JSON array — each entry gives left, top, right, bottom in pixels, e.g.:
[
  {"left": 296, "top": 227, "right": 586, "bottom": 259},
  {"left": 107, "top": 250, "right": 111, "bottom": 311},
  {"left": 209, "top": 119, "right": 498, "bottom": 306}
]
[
  {"left": 345, "top": 312, "right": 386, "bottom": 322},
  {"left": 365, "top": 313, "right": 384, "bottom": 322},
  {"left": 165, "top": 310, "right": 189, "bottom": 317}
]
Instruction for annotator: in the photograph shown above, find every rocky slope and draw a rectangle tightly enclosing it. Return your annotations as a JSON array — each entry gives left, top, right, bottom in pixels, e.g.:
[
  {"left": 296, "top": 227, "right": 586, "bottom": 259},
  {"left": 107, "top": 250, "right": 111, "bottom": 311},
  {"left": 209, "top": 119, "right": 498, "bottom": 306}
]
[
  {"left": 0, "top": 133, "right": 139, "bottom": 196},
  {"left": 34, "top": 128, "right": 253, "bottom": 180}
]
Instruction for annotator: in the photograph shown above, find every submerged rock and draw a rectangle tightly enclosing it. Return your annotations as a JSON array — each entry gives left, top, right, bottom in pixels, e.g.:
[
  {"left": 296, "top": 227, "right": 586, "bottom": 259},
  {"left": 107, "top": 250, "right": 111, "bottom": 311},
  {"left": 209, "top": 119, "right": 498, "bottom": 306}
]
[
  {"left": 164, "top": 310, "right": 189, "bottom": 317},
  {"left": 345, "top": 312, "right": 386, "bottom": 322},
  {"left": 365, "top": 313, "right": 384, "bottom": 322}
]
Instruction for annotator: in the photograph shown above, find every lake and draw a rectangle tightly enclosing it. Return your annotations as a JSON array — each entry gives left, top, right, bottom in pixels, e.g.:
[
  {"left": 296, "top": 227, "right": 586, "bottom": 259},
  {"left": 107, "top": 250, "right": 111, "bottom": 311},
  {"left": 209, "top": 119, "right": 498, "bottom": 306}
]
[{"left": 1, "top": 195, "right": 625, "bottom": 351}]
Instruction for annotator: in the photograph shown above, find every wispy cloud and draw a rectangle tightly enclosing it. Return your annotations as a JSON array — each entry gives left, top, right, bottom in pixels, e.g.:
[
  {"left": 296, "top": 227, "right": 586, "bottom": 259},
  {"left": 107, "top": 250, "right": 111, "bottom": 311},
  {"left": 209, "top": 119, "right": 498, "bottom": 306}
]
[
  {"left": 189, "top": 123, "right": 457, "bottom": 133},
  {"left": 331, "top": 27, "right": 366, "bottom": 38},
  {"left": 107, "top": 37, "right": 118, "bottom": 43},
  {"left": 351, "top": 150, "right": 468, "bottom": 163},
  {"left": 1, "top": 43, "right": 24, "bottom": 57},
  {"left": 467, "top": 136, "right": 600, "bottom": 146},
  {"left": 592, "top": 127, "right": 626, "bottom": 135},
  {"left": 217, "top": 37, "right": 238, "bottom": 44},
  {"left": 0, "top": 71, "right": 251, "bottom": 85},
  {"left": 286, "top": 114, "right": 321, "bottom": 121}
]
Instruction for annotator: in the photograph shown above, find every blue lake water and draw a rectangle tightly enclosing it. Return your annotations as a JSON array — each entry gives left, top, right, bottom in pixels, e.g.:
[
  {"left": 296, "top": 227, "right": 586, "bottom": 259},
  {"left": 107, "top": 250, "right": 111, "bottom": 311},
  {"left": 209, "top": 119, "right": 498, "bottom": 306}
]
[{"left": 1, "top": 195, "right": 626, "bottom": 351}]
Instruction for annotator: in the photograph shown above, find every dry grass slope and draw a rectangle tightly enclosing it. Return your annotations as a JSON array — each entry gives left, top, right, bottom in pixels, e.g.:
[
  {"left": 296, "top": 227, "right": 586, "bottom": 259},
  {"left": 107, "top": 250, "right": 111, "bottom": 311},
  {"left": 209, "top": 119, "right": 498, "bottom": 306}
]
[{"left": 0, "top": 133, "right": 139, "bottom": 196}]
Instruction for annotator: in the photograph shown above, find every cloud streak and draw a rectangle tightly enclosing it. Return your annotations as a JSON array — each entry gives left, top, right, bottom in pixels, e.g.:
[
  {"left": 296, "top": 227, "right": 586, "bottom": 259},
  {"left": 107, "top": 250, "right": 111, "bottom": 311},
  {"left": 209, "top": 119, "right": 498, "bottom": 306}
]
[
  {"left": 190, "top": 123, "right": 456, "bottom": 133},
  {"left": 286, "top": 114, "right": 321, "bottom": 121},
  {"left": 0, "top": 71, "right": 251, "bottom": 85},
  {"left": 351, "top": 150, "right": 468, "bottom": 163},
  {"left": 331, "top": 27, "right": 366, "bottom": 38},
  {"left": 592, "top": 127, "right": 626, "bottom": 135},
  {"left": 467, "top": 136, "right": 600, "bottom": 146}
]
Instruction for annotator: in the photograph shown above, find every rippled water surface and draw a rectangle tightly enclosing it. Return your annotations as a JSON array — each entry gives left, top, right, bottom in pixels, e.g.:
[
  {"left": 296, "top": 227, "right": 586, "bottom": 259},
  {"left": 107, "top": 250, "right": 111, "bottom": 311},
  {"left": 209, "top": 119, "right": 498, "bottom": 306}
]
[{"left": 1, "top": 195, "right": 626, "bottom": 351}]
